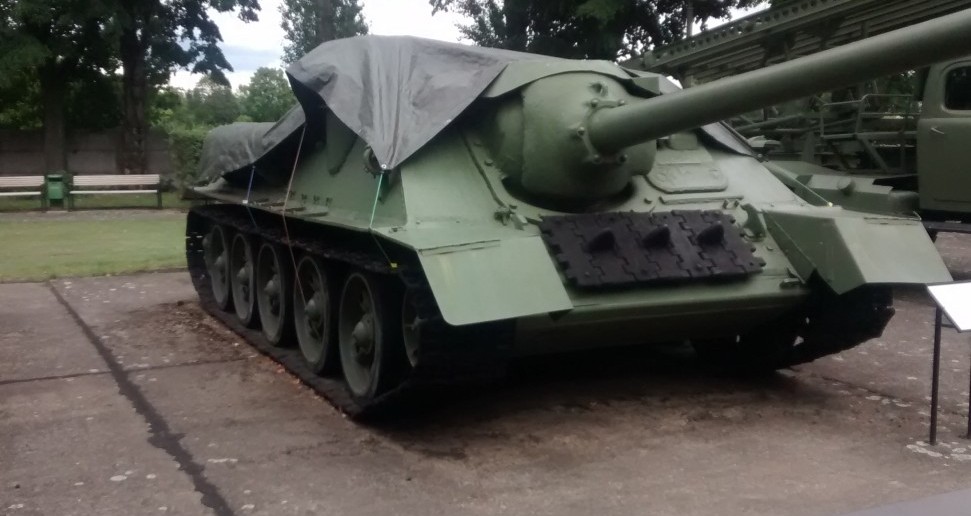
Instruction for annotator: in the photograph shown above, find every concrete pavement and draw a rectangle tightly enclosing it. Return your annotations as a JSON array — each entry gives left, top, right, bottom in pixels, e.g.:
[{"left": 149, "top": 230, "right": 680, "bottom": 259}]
[{"left": 2, "top": 233, "right": 971, "bottom": 515}]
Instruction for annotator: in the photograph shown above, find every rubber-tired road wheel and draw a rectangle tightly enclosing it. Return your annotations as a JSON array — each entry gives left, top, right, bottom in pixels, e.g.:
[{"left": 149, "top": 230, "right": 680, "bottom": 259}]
[
  {"left": 338, "top": 272, "right": 402, "bottom": 402},
  {"left": 293, "top": 255, "right": 338, "bottom": 374},
  {"left": 202, "top": 224, "right": 233, "bottom": 311},
  {"left": 256, "top": 242, "right": 294, "bottom": 346},
  {"left": 230, "top": 233, "right": 259, "bottom": 328}
]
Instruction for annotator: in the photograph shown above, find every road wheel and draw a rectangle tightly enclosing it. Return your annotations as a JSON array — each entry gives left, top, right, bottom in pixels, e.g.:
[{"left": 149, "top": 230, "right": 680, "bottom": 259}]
[
  {"left": 230, "top": 233, "right": 259, "bottom": 328},
  {"left": 256, "top": 242, "right": 294, "bottom": 346},
  {"left": 293, "top": 255, "right": 338, "bottom": 374},
  {"left": 338, "top": 272, "right": 401, "bottom": 402},
  {"left": 202, "top": 224, "right": 232, "bottom": 311}
]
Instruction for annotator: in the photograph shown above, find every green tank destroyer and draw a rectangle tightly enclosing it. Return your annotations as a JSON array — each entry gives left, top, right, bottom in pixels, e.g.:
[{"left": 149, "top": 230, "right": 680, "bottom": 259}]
[{"left": 185, "top": 11, "right": 971, "bottom": 417}]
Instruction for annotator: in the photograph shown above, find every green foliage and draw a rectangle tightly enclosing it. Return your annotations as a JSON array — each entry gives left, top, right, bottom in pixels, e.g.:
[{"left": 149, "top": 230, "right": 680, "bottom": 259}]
[
  {"left": 148, "top": 85, "right": 211, "bottom": 190},
  {"left": 0, "top": 0, "right": 117, "bottom": 168},
  {"left": 148, "top": 86, "right": 187, "bottom": 127},
  {"left": 431, "top": 0, "right": 767, "bottom": 59},
  {"left": 0, "top": 73, "right": 41, "bottom": 130},
  {"left": 185, "top": 77, "right": 240, "bottom": 126},
  {"left": 112, "top": 0, "right": 261, "bottom": 175},
  {"left": 112, "top": 0, "right": 261, "bottom": 85},
  {"left": 151, "top": 67, "right": 294, "bottom": 190},
  {"left": 238, "top": 67, "right": 295, "bottom": 122},
  {"left": 146, "top": 93, "right": 192, "bottom": 188},
  {"left": 280, "top": 0, "right": 369, "bottom": 63},
  {"left": 0, "top": 0, "right": 115, "bottom": 86},
  {"left": 166, "top": 123, "right": 210, "bottom": 190},
  {"left": 66, "top": 75, "right": 122, "bottom": 131},
  {"left": 0, "top": 73, "right": 122, "bottom": 131}
]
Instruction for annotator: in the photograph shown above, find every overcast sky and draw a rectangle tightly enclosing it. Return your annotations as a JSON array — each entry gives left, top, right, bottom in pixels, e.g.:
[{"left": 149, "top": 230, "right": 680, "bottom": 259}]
[
  {"left": 169, "top": 0, "right": 467, "bottom": 89},
  {"left": 169, "top": 0, "right": 758, "bottom": 90}
]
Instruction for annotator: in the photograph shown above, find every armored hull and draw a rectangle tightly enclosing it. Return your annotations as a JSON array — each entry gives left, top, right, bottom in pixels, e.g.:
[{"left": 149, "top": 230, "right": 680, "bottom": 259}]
[{"left": 186, "top": 13, "right": 971, "bottom": 416}]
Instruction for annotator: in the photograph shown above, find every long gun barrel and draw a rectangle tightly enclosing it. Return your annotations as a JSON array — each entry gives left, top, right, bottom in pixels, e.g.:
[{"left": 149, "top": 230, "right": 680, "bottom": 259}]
[{"left": 588, "top": 8, "right": 971, "bottom": 153}]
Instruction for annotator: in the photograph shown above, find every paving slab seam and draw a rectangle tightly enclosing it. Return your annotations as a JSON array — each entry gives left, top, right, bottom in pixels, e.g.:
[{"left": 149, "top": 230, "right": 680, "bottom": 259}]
[
  {"left": 0, "top": 369, "right": 110, "bottom": 387},
  {"left": 48, "top": 282, "right": 237, "bottom": 516},
  {"left": 0, "top": 357, "right": 251, "bottom": 388},
  {"left": 124, "top": 356, "right": 253, "bottom": 374}
]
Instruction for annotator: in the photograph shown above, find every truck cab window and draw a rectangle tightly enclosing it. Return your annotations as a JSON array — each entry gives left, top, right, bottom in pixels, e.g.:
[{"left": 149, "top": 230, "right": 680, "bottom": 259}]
[{"left": 945, "top": 67, "right": 971, "bottom": 110}]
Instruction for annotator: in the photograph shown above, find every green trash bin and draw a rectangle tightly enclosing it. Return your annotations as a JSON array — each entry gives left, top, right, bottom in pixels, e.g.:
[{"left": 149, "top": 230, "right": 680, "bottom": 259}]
[{"left": 46, "top": 174, "right": 65, "bottom": 208}]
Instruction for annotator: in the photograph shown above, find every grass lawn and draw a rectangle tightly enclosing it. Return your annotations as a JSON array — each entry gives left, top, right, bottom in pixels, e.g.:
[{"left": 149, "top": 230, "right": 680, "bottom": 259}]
[
  {"left": 0, "top": 215, "right": 187, "bottom": 282},
  {"left": 0, "top": 191, "right": 191, "bottom": 212}
]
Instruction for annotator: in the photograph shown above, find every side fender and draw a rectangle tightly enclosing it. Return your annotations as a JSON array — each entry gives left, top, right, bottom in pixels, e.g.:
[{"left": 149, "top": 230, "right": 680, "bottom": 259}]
[
  {"left": 763, "top": 207, "right": 951, "bottom": 294},
  {"left": 417, "top": 236, "right": 573, "bottom": 326}
]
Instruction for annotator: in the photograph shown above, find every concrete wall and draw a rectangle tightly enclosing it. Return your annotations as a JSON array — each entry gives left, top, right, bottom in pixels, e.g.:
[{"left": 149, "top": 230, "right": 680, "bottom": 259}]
[{"left": 0, "top": 129, "right": 173, "bottom": 177}]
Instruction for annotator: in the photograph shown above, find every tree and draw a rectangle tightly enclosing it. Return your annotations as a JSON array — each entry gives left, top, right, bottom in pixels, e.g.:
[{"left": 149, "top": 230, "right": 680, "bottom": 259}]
[
  {"left": 0, "top": 0, "right": 115, "bottom": 171},
  {"left": 238, "top": 68, "right": 295, "bottom": 122},
  {"left": 186, "top": 77, "right": 241, "bottom": 127},
  {"left": 111, "top": 0, "right": 260, "bottom": 174},
  {"left": 430, "top": 0, "right": 766, "bottom": 60},
  {"left": 280, "top": 0, "right": 368, "bottom": 63}
]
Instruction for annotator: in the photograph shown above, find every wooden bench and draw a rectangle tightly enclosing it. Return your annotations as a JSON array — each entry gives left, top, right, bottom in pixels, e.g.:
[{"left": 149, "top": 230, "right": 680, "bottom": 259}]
[
  {"left": 0, "top": 176, "right": 47, "bottom": 209},
  {"left": 68, "top": 174, "right": 162, "bottom": 210}
]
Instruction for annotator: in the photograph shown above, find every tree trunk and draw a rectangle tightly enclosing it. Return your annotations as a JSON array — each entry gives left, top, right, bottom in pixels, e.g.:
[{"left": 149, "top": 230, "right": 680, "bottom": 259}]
[
  {"left": 317, "top": 0, "right": 336, "bottom": 42},
  {"left": 685, "top": 1, "right": 695, "bottom": 37},
  {"left": 38, "top": 63, "right": 67, "bottom": 173},
  {"left": 119, "top": 26, "right": 149, "bottom": 175}
]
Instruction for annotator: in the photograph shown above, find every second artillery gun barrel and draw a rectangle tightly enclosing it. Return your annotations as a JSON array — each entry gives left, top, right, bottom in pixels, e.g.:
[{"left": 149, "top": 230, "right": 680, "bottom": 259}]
[{"left": 588, "top": 8, "right": 971, "bottom": 153}]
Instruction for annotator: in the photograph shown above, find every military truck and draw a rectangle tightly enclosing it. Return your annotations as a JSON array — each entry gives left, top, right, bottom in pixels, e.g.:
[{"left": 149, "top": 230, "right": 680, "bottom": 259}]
[
  {"left": 631, "top": 0, "right": 971, "bottom": 232},
  {"left": 186, "top": 10, "right": 971, "bottom": 417}
]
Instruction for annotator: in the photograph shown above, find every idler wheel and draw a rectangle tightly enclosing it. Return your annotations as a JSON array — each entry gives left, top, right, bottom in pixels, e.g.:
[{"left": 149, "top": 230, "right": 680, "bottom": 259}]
[
  {"left": 203, "top": 225, "right": 233, "bottom": 311},
  {"left": 229, "top": 233, "right": 259, "bottom": 328},
  {"left": 293, "top": 256, "right": 338, "bottom": 374},
  {"left": 256, "top": 242, "right": 294, "bottom": 346},
  {"left": 338, "top": 272, "right": 400, "bottom": 402}
]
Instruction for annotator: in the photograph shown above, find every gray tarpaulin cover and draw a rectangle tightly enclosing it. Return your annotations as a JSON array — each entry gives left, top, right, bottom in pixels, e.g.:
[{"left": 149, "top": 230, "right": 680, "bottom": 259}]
[
  {"left": 198, "top": 35, "right": 751, "bottom": 182},
  {"left": 197, "top": 122, "right": 275, "bottom": 182},
  {"left": 285, "top": 36, "right": 544, "bottom": 170}
]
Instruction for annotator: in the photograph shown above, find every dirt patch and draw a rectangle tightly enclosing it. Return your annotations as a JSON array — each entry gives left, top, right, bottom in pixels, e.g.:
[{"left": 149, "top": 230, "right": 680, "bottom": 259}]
[{"left": 99, "top": 300, "right": 249, "bottom": 368}]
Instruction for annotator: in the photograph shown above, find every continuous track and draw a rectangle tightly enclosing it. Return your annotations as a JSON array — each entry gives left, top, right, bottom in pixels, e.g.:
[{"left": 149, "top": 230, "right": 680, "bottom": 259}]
[
  {"left": 186, "top": 204, "right": 513, "bottom": 419},
  {"left": 187, "top": 204, "right": 895, "bottom": 416}
]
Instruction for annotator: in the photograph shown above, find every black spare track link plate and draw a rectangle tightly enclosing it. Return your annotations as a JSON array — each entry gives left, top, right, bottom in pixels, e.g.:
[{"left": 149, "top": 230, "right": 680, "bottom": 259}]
[
  {"left": 186, "top": 204, "right": 512, "bottom": 420},
  {"left": 539, "top": 210, "right": 765, "bottom": 288}
]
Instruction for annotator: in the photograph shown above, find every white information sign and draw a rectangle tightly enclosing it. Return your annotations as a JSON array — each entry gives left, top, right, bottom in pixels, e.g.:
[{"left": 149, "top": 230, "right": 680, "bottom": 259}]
[{"left": 927, "top": 281, "right": 971, "bottom": 333}]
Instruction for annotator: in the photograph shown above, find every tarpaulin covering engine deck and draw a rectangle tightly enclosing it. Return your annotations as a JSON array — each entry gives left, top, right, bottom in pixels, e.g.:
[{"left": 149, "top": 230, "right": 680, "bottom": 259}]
[{"left": 197, "top": 35, "right": 752, "bottom": 182}]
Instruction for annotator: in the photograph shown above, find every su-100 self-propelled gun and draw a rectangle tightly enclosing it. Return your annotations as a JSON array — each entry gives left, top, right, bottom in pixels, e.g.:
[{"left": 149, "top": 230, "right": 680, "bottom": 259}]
[{"left": 186, "top": 10, "right": 971, "bottom": 417}]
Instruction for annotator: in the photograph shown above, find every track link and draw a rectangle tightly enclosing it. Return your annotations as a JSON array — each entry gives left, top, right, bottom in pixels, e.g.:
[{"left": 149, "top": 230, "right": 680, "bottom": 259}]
[{"left": 186, "top": 204, "right": 513, "bottom": 419}]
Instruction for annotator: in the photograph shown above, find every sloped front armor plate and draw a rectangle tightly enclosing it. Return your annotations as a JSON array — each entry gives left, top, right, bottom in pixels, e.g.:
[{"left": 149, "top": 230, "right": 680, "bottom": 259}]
[{"left": 539, "top": 210, "right": 764, "bottom": 288}]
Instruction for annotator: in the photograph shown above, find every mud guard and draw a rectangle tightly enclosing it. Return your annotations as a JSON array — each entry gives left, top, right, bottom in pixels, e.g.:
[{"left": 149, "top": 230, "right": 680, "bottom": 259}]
[
  {"left": 417, "top": 236, "right": 573, "bottom": 326},
  {"left": 763, "top": 207, "right": 951, "bottom": 294}
]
